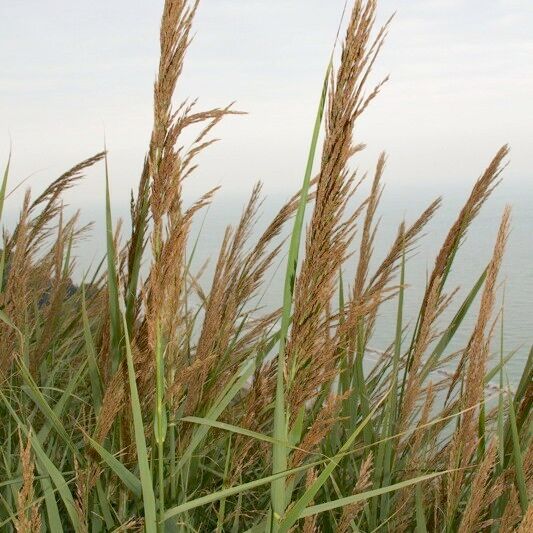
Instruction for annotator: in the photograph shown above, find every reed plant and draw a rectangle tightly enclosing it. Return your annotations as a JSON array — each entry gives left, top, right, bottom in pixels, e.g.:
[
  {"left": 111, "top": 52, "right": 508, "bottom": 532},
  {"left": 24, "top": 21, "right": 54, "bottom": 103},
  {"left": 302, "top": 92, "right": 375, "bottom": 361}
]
[{"left": 0, "top": 1, "right": 531, "bottom": 531}]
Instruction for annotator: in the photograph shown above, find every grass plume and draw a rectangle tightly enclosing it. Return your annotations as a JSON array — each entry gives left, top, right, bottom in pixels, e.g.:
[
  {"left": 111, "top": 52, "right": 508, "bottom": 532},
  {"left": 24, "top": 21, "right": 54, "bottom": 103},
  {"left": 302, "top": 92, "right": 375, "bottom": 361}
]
[{"left": 0, "top": 1, "right": 530, "bottom": 531}]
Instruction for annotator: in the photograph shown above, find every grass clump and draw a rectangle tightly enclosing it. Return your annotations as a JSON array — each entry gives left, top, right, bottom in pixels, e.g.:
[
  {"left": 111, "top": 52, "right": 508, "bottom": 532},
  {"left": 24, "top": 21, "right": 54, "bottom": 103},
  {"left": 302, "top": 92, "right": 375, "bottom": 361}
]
[{"left": 0, "top": 1, "right": 531, "bottom": 531}]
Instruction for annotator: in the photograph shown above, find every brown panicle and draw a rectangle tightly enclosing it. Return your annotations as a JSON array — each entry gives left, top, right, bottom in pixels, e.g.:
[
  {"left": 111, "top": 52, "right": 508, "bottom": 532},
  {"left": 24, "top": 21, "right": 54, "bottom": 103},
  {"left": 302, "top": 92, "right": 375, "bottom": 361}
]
[
  {"left": 74, "top": 459, "right": 101, "bottom": 533},
  {"left": 181, "top": 185, "right": 263, "bottom": 415},
  {"left": 0, "top": 191, "right": 31, "bottom": 375},
  {"left": 178, "top": 181, "right": 314, "bottom": 419},
  {"left": 10, "top": 153, "right": 104, "bottom": 256},
  {"left": 445, "top": 206, "right": 511, "bottom": 526},
  {"left": 14, "top": 431, "right": 41, "bottom": 533},
  {"left": 123, "top": 1, "right": 244, "bottom": 435},
  {"left": 420, "top": 145, "right": 509, "bottom": 317},
  {"left": 338, "top": 453, "right": 374, "bottom": 533},
  {"left": 516, "top": 506, "right": 533, "bottom": 533},
  {"left": 365, "top": 198, "right": 441, "bottom": 303},
  {"left": 287, "top": 0, "right": 391, "bottom": 417},
  {"left": 352, "top": 152, "right": 386, "bottom": 304},
  {"left": 31, "top": 212, "right": 82, "bottom": 374},
  {"left": 500, "top": 485, "right": 522, "bottom": 532},
  {"left": 291, "top": 392, "right": 350, "bottom": 468},
  {"left": 302, "top": 468, "right": 319, "bottom": 533},
  {"left": 129, "top": 0, "right": 239, "bottom": 334},
  {"left": 458, "top": 440, "right": 502, "bottom": 533},
  {"left": 398, "top": 279, "right": 440, "bottom": 432},
  {"left": 393, "top": 382, "right": 435, "bottom": 532}
]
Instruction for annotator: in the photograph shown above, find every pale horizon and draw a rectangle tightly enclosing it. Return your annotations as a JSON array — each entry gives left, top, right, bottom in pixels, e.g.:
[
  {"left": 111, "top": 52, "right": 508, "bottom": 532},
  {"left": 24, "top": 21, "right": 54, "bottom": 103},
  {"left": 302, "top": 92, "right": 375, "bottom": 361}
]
[{"left": 1, "top": 0, "right": 532, "bottom": 211}]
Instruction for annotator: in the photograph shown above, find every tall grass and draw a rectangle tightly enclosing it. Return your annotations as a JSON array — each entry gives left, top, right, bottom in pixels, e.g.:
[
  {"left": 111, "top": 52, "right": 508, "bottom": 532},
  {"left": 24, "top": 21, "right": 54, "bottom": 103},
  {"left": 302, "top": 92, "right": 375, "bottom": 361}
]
[{"left": 0, "top": 0, "right": 531, "bottom": 531}]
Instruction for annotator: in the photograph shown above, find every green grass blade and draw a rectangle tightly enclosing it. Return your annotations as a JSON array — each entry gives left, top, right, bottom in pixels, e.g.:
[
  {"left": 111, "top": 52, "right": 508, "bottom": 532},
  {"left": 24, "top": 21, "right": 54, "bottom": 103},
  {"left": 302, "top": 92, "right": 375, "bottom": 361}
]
[
  {"left": 36, "top": 358, "right": 88, "bottom": 446},
  {"left": 176, "top": 359, "right": 255, "bottom": 472},
  {"left": 104, "top": 149, "right": 122, "bottom": 374},
  {"left": 338, "top": 268, "right": 351, "bottom": 395},
  {"left": 415, "top": 483, "right": 427, "bottom": 532},
  {"left": 420, "top": 267, "right": 487, "bottom": 382},
  {"left": 0, "top": 151, "right": 10, "bottom": 223},
  {"left": 96, "top": 478, "right": 115, "bottom": 529},
  {"left": 498, "top": 313, "right": 505, "bottom": 470},
  {"left": 492, "top": 306, "right": 507, "bottom": 525},
  {"left": 86, "top": 435, "right": 142, "bottom": 498},
  {"left": 278, "top": 394, "right": 388, "bottom": 532},
  {"left": 15, "top": 357, "right": 81, "bottom": 460},
  {"left": 81, "top": 285, "right": 103, "bottom": 413},
  {"left": 119, "top": 296, "right": 157, "bottom": 531},
  {"left": 506, "top": 376, "right": 528, "bottom": 513},
  {"left": 164, "top": 462, "right": 318, "bottom": 521},
  {"left": 125, "top": 191, "right": 150, "bottom": 331},
  {"left": 377, "top": 246, "right": 405, "bottom": 524},
  {"left": 485, "top": 348, "right": 518, "bottom": 385},
  {"left": 513, "top": 345, "right": 532, "bottom": 410},
  {"left": 296, "top": 471, "right": 448, "bottom": 521},
  {"left": 40, "top": 475, "right": 64, "bottom": 532},
  {"left": 216, "top": 437, "right": 232, "bottom": 533},
  {"left": 181, "top": 416, "right": 276, "bottom": 445},
  {"left": 0, "top": 247, "right": 5, "bottom": 294},
  {"left": 272, "top": 59, "right": 332, "bottom": 529},
  {"left": 0, "top": 390, "right": 80, "bottom": 530},
  {"left": 153, "top": 324, "right": 167, "bottom": 526}
]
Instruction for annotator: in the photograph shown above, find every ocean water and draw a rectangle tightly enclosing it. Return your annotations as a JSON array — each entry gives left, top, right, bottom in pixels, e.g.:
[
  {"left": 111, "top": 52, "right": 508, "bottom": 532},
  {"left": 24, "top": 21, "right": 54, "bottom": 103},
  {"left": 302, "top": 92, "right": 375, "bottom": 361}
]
[
  {"left": 176, "top": 180, "right": 532, "bottom": 385},
  {"left": 22, "top": 178, "right": 531, "bottom": 385}
]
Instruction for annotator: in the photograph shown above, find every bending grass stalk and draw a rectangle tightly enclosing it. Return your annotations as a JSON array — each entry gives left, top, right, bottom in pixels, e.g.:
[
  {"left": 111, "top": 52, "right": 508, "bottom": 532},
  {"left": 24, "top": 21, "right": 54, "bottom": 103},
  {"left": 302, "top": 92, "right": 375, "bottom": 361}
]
[
  {"left": 181, "top": 415, "right": 339, "bottom": 464},
  {"left": 506, "top": 375, "right": 529, "bottom": 513},
  {"left": 400, "top": 223, "right": 466, "bottom": 404},
  {"left": 154, "top": 323, "right": 168, "bottom": 528},
  {"left": 376, "top": 245, "right": 405, "bottom": 524},
  {"left": 421, "top": 267, "right": 488, "bottom": 386},
  {"left": 185, "top": 391, "right": 499, "bottom": 483},
  {"left": 492, "top": 303, "right": 506, "bottom": 528},
  {"left": 81, "top": 285, "right": 103, "bottom": 414},
  {"left": 0, "top": 154, "right": 7, "bottom": 295},
  {"left": 86, "top": 434, "right": 142, "bottom": 498},
  {"left": 118, "top": 293, "right": 158, "bottom": 532},
  {"left": 216, "top": 436, "right": 233, "bottom": 533},
  {"left": 0, "top": 152, "right": 10, "bottom": 223},
  {"left": 104, "top": 149, "right": 130, "bottom": 521},
  {"left": 271, "top": 60, "right": 331, "bottom": 528},
  {"left": 175, "top": 358, "right": 255, "bottom": 473},
  {"left": 294, "top": 470, "right": 450, "bottom": 521},
  {"left": 164, "top": 462, "right": 320, "bottom": 521},
  {"left": 0, "top": 389, "right": 80, "bottom": 531},
  {"left": 104, "top": 149, "right": 122, "bottom": 375},
  {"left": 278, "top": 393, "right": 389, "bottom": 532}
]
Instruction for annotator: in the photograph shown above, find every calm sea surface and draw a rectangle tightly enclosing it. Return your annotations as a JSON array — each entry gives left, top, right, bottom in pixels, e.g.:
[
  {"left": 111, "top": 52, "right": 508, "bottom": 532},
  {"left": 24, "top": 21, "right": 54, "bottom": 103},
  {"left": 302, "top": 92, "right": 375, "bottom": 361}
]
[
  {"left": 182, "top": 181, "right": 532, "bottom": 385},
  {"left": 45, "top": 179, "right": 532, "bottom": 385}
]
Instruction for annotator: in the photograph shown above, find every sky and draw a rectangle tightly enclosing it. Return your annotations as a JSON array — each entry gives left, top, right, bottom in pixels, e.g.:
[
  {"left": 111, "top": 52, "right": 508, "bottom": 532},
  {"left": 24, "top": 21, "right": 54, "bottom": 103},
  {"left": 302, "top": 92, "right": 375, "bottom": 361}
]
[
  {"left": 1, "top": 0, "right": 532, "bottom": 211},
  {"left": 2, "top": 1, "right": 532, "bottom": 379}
]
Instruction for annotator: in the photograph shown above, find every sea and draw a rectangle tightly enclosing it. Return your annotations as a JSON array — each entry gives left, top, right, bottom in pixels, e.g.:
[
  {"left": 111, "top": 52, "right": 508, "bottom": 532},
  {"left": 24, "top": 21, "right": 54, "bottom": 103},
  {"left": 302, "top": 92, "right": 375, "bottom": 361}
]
[
  {"left": 178, "top": 180, "right": 532, "bottom": 386},
  {"left": 9, "top": 178, "right": 531, "bottom": 386}
]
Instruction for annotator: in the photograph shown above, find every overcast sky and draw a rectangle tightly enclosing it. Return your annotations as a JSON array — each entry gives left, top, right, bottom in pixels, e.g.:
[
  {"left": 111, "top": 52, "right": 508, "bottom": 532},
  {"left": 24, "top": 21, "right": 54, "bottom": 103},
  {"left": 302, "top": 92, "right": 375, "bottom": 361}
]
[{"left": 1, "top": 0, "right": 532, "bottom": 209}]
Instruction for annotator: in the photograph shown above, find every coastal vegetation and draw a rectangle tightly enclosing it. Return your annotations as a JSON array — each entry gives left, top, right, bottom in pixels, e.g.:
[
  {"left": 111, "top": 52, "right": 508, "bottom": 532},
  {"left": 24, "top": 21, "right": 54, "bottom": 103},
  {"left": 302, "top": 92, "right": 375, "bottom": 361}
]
[{"left": 0, "top": 1, "right": 531, "bottom": 531}]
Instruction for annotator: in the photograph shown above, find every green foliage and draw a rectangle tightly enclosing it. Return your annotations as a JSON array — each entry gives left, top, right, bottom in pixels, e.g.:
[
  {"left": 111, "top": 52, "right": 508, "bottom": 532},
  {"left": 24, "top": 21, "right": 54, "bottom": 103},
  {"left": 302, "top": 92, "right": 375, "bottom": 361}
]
[{"left": 0, "top": 1, "right": 530, "bottom": 531}]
